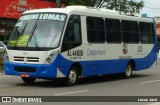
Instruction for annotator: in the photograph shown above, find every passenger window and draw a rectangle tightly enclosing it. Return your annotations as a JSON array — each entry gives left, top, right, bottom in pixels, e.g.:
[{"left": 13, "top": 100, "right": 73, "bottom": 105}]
[
  {"left": 105, "top": 18, "right": 121, "bottom": 43},
  {"left": 86, "top": 17, "right": 105, "bottom": 43},
  {"left": 122, "top": 20, "right": 139, "bottom": 43},
  {"left": 139, "top": 22, "right": 154, "bottom": 44}
]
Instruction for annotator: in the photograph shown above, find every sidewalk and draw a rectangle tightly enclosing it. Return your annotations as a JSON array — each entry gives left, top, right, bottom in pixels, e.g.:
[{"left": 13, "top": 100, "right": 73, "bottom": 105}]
[
  {"left": 0, "top": 67, "right": 4, "bottom": 75},
  {"left": 0, "top": 69, "right": 4, "bottom": 74},
  {"left": 0, "top": 71, "right": 4, "bottom": 75},
  {"left": 0, "top": 72, "right": 4, "bottom": 75}
]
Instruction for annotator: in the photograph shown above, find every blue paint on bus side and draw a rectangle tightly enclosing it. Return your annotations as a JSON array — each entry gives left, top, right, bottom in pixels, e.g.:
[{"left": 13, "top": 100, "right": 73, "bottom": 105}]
[
  {"left": 4, "top": 43, "right": 157, "bottom": 79},
  {"left": 58, "top": 43, "right": 157, "bottom": 77}
]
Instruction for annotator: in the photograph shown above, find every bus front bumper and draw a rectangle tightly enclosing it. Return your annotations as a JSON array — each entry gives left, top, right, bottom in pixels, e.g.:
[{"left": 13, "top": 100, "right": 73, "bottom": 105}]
[{"left": 4, "top": 62, "right": 58, "bottom": 79}]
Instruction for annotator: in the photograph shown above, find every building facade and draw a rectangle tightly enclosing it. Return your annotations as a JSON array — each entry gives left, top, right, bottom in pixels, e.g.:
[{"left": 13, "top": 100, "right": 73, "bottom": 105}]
[{"left": 0, "top": 0, "right": 56, "bottom": 44}]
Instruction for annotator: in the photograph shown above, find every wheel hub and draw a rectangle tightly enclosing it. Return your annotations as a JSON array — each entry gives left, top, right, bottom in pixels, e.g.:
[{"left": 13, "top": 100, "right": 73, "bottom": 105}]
[{"left": 69, "top": 70, "right": 77, "bottom": 83}]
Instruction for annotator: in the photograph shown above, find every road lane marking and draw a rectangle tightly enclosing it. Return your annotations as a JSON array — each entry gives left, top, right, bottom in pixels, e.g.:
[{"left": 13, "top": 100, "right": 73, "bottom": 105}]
[
  {"left": 147, "top": 103, "right": 160, "bottom": 105},
  {"left": 0, "top": 85, "right": 12, "bottom": 88},
  {"left": 53, "top": 90, "right": 88, "bottom": 96},
  {"left": 140, "top": 80, "right": 160, "bottom": 84}
]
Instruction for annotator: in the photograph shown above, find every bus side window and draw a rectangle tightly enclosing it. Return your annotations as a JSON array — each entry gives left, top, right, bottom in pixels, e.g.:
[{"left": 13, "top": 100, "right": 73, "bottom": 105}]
[
  {"left": 74, "top": 22, "right": 81, "bottom": 42},
  {"left": 65, "top": 19, "right": 75, "bottom": 41},
  {"left": 105, "top": 18, "right": 121, "bottom": 43},
  {"left": 140, "top": 34, "right": 148, "bottom": 43},
  {"left": 61, "top": 15, "right": 82, "bottom": 52},
  {"left": 140, "top": 22, "right": 154, "bottom": 44}
]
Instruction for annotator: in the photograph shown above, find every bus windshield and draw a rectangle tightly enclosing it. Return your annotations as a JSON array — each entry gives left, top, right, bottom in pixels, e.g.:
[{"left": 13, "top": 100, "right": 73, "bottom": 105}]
[{"left": 8, "top": 13, "right": 67, "bottom": 50}]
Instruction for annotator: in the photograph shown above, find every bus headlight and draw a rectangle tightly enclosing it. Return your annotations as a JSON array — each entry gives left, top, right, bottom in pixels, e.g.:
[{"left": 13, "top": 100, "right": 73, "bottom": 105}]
[
  {"left": 46, "top": 57, "right": 53, "bottom": 63},
  {"left": 4, "top": 54, "right": 10, "bottom": 62},
  {"left": 46, "top": 50, "right": 59, "bottom": 64}
]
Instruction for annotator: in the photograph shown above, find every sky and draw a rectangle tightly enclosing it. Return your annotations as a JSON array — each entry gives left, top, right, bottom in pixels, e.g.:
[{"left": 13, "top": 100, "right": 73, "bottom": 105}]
[{"left": 136, "top": 0, "right": 160, "bottom": 17}]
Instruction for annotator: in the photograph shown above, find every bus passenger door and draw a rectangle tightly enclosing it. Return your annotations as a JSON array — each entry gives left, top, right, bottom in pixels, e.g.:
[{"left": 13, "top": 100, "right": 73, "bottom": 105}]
[{"left": 61, "top": 15, "right": 82, "bottom": 66}]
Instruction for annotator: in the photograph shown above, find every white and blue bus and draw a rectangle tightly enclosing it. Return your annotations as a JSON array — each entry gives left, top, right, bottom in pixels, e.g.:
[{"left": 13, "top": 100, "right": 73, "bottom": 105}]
[{"left": 4, "top": 6, "right": 158, "bottom": 86}]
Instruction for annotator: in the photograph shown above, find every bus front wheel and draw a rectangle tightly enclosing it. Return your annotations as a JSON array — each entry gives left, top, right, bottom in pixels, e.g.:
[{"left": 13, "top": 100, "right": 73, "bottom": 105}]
[
  {"left": 124, "top": 63, "right": 133, "bottom": 79},
  {"left": 21, "top": 77, "right": 36, "bottom": 84},
  {"left": 66, "top": 66, "right": 79, "bottom": 86}
]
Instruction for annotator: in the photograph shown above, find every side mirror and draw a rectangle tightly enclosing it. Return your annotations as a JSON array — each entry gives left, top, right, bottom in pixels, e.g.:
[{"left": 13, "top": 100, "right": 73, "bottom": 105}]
[{"left": 0, "top": 42, "right": 6, "bottom": 53}]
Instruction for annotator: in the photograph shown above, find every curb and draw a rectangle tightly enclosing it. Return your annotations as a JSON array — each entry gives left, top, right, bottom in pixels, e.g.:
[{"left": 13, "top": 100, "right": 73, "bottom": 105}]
[
  {"left": 0, "top": 73, "right": 3, "bottom": 75},
  {"left": 0, "top": 72, "right": 4, "bottom": 75}
]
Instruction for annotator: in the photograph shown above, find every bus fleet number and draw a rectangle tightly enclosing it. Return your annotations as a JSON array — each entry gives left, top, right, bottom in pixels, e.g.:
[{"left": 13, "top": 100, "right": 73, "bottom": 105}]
[{"left": 67, "top": 50, "right": 83, "bottom": 56}]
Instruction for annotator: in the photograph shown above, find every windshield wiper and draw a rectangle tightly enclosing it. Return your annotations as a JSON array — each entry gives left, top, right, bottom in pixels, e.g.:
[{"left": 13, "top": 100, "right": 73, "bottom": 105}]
[
  {"left": 33, "top": 35, "right": 39, "bottom": 47},
  {"left": 18, "top": 22, "right": 28, "bottom": 35},
  {"left": 29, "top": 24, "right": 39, "bottom": 47},
  {"left": 13, "top": 22, "right": 28, "bottom": 49},
  {"left": 29, "top": 24, "right": 37, "bottom": 41}
]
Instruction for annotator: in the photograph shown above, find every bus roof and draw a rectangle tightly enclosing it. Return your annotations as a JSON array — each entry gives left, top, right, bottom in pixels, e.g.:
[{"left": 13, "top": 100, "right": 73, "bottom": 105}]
[{"left": 23, "top": 6, "right": 153, "bottom": 22}]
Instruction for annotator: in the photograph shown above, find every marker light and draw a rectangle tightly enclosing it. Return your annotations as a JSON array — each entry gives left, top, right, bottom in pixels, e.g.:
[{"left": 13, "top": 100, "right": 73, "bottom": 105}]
[{"left": 5, "top": 53, "right": 10, "bottom": 62}]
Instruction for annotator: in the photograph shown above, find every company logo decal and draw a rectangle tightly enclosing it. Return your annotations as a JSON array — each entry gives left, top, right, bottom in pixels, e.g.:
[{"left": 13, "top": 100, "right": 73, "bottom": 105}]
[
  {"left": 4, "top": 2, "right": 34, "bottom": 16},
  {"left": 138, "top": 46, "right": 143, "bottom": 52},
  {"left": 123, "top": 44, "right": 128, "bottom": 54}
]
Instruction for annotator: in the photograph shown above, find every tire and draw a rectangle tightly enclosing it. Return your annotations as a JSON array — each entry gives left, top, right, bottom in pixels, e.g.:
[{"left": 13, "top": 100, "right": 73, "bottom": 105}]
[
  {"left": 124, "top": 63, "right": 133, "bottom": 79},
  {"left": 21, "top": 77, "right": 36, "bottom": 84},
  {"left": 66, "top": 66, "right": 79, "bottom": 86}
]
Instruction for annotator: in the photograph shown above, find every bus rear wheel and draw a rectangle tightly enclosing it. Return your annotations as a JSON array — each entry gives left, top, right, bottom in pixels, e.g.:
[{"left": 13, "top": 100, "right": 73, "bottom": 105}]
[
  {"left": 21, "top": 77, "right": 36, "bottom": 84},
  {"left": 124, "top": 63, "right": 133, "bottom": 79},
  {"left": 66, "top": 66, "right": 79, "bottom": 86}
]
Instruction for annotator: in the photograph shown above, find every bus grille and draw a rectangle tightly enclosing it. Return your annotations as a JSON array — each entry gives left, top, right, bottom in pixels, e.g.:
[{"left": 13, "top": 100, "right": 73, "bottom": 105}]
[
  {"left": 14, "top": 56, "right": 39, "bottom": 62},
  {"left": 14, "top": 66, "right": 36, "bottom": 72}
]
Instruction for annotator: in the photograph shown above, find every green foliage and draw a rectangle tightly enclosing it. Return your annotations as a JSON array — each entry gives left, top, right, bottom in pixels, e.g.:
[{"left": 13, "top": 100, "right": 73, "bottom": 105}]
[
  {"left": 62, "top": 0, "right": 95, "bottom": 6},
  {"left": 106, "top": 0, "right": 144, "bottom": 15},
  {"left": 62, "top": 0, "right": 144, "bottom": 15}
]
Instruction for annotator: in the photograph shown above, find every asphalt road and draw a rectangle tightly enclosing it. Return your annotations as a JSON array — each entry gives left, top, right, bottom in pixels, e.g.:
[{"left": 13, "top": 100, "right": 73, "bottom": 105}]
[{"left": 0, "top": 61, "right": 160, "bottom": 105}]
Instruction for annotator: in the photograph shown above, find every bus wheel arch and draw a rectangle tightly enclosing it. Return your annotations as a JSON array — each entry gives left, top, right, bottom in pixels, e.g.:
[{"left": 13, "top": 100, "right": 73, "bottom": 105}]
[
  {"left": 71, "top": 62, "right": 82, "bottom": 76},
  {"left": 65, "top": 62, "right": 82, "bottom": 86},
  {"left": 123, "top": 60, "right": 135, "bottom": 79},
  {"left": 128, "top": 59, "right": 136, "bottom": 71}
]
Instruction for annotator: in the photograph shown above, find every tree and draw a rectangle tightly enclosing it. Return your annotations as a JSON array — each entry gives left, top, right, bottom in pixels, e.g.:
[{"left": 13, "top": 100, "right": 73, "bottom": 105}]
[
  {"left": 62, "top": 0, "right": 144, "bottom": 15},
  {"left": 56, "top": 0, "right": 61, "bottom": 8},
  {"left": 106, "top": 0, "right": 144, "bottom": 15},
  {"left": 62, "top": 0, "right": 103, "bottom": 7}
]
